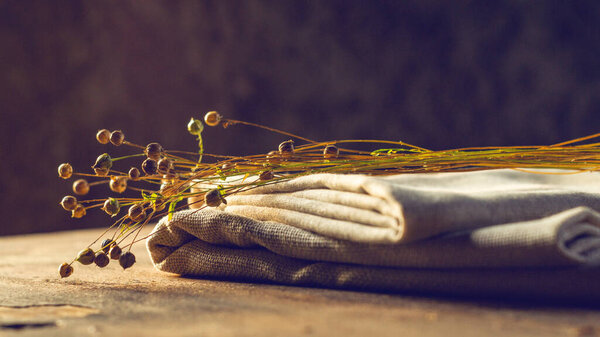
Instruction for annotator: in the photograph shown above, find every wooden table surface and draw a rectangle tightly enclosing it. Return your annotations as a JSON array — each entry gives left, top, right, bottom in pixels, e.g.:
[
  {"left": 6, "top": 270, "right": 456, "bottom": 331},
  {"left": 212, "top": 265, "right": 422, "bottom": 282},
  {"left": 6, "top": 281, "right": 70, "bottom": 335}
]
[{"left": 1, "top": 227, "right": 599, "bottom": 337}]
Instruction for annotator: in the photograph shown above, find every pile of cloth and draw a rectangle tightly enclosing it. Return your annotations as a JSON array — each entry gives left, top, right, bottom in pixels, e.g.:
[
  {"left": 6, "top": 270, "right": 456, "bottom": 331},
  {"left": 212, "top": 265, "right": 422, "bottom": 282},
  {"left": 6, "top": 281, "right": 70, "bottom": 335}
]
[{"left": 147, "top": 169, "right": 600, "bottom": 302}]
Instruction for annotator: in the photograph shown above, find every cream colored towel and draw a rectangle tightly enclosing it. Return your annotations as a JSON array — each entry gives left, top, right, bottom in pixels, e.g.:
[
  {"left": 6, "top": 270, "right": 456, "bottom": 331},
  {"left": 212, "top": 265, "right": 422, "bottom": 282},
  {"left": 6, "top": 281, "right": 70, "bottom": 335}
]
[{"left": 147, "top": 169, "right": 600, "bottom": 301}]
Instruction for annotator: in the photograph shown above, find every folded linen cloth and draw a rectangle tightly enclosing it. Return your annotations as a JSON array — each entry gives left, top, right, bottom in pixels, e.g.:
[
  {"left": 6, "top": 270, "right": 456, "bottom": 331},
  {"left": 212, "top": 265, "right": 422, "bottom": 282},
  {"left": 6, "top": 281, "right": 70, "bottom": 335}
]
[
  {"left": 147, "top": 169, "right": 600, "bottom": 301},
  {"left": 219, "top": 169, "right": 600, "bottom": 243}
]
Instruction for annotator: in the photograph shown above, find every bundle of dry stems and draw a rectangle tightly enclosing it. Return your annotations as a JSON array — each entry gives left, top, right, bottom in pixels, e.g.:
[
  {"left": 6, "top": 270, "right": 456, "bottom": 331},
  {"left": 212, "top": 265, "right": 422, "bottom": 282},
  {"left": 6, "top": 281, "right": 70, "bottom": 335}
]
[{"left": 55, "top": 111, "right": 600, "bottom": 278}]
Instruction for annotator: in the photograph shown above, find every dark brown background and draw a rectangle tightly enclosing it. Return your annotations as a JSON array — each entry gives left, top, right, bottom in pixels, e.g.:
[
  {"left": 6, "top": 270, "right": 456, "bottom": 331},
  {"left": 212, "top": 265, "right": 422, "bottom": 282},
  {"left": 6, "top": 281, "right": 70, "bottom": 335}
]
[{"left": 1, "top": 0, "right": 599, "bottom": 235}]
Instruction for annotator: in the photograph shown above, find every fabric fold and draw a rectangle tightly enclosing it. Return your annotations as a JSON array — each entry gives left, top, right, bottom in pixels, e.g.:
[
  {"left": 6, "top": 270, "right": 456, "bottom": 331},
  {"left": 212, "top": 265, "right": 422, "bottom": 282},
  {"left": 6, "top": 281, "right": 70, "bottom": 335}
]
[{"left": 224, "top": 170, "right": 600, "bottom": 243}]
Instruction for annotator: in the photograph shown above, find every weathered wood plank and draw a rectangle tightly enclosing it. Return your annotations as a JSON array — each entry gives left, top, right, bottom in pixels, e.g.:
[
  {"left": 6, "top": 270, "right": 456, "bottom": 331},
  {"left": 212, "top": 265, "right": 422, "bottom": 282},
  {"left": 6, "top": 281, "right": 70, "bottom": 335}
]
[{"left": 1, "top": 227, "right": 599, "bottom": 337}]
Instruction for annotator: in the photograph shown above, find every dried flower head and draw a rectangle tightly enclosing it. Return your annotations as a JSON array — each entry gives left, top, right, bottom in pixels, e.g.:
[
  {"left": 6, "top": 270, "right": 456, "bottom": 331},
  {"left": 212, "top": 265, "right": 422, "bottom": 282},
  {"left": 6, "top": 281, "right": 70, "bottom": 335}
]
[
  {"left": 145, "top": 142, "right": 164, "bottom": 161},
  {"left": 58, "top": 163, "right": 73, "bottom": 179},
  {"left": 94, "top": 252, "right": 110, "bottom": 268},
  {"left": 204, "top": 111, "right": 222, "bottom": 127},
  {"left": 259, "top": 170, "right": 274, "bottom": 181},
  {"left": 110, "top": 130, "right": 125, "bottom": 146},
  {"left": 128, "top": 203, "right": 146, "bottom": 222},
  {"left": 92, "top": 153, "right": 113, "bottom": 171},
  {"left": 187, "top": 118, "right": 204, "bottom": 135},
  {"left": 205, "top": 189, "right": 225, "bottom": 207},
  {"left": 58, "top": 262, "right": 73, "bottom": 278},
  {"left": 278, "top": 140, "right": 294, "bottom": 157},
  {"left": 102, "top": 198, "right": 120, "bottom": 216},
  {"left": 94, "top": 167, "right": 109, "bottom": 176},
  {"left": 119, "top": 252, "right": 136, "bottom": 269},
  {"left": 128, "top": 167, "right": 141, "bottom": 181},
  {"left": 60, "top": 195, "right": 78, "bottom": 211},
  {"left": 101, "top": 239, "right": 116, "bottom": 254},
  {"left": 72, "top": 179, "right": 90, "bottom": 195},
  {"left": 109, "top": 176, "right": 127, "bottom": 193},
  {"left": 96, "top": 129, "right": 111, "bottom": 144},
  {"left": 109, "top": 245, "right": 122, "bottom": 260},
  {"left": 71, "top": 204, "right": 87, "bottom": 218},
  {"left": 76, "top": 248, "right": 95, "bottom": 265},
  {"left": 142, "top": 158, "right": 158, "bottom": 175},
  {"left": 157, "top": 158, "right": 173, "bottom": 174},
  {"left": 323, "top": 144, "right": 339, "bottom": 159}
]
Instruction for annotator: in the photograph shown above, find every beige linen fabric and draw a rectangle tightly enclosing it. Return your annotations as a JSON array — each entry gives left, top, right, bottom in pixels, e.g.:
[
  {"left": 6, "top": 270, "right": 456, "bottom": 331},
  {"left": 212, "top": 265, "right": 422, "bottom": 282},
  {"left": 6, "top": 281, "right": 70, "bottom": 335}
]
[
  {"left": 147, "top": 169, "right": 600, "bottom": 300},
  {"left": 223, "top": 170, "right": 600, "bottom": 243}
]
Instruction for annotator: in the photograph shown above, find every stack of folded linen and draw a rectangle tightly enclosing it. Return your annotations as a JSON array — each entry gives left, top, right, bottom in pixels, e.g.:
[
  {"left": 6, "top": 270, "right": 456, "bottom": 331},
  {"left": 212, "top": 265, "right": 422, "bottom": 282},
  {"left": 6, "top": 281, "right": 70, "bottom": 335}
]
[{"left": 147, "top": 169, "right": 600, "bottom": 302}]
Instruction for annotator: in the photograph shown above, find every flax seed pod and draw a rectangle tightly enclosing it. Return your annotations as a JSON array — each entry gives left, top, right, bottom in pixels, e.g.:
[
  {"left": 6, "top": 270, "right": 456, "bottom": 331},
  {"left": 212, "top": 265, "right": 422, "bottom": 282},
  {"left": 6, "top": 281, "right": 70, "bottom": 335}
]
[
  {"left": 187, "top": 118, "right": 204, "bottom": 135},
  {"left": 76, "top": 248, "right": 95, "bottom": 265},
  {"left": 71, "top": 204, "right": 87, "bottom": 218},
  {"left": 157, "top": 158, "right": 172, "bottom": 174},
  {"left": 60, "top": 196, "right": 78, "bottom": 211},
  {"left": 144, "top": 142, "right": 164, "bottom": 160},
  {"left": 142, "top": 158, "right": 158, "bottom": 175},
  {"left": 58, "top": 163, "right": 73, "bottom": 179},
  {"left": 94, "top": 252, "right": 110, "bottom": 268},
  {"left": 101, "top": 239, "right": 116, "bottom": 254},
  {"left": 73, "top": 179, "right": 89, "bottom": 195},
  {"left": 96, "top": 129, "right": 111, "bottom": 144},
  {"left": 278, "top": 140, "right": 294, "bottom": 157},
  {"left": 92, "top": 153, "right": 112, "bottom": 173},
  {"left": 109, "top": 245, "right": 122, "bottom": 260},
  {"left": 205, "top": 189, "right": 225, "bottom": 207},
  {"left": 102, "top": 198, "right": 120, "bottom": 216},
  {"left": 323, "top": 144, "right": 339, "bottom": 159},
  {"left": 119, "top": 252, "right": 136, "bottom": 269},
  {"left": 110, "top": 130, "right": 125, "bottom": 146},
  {"left": 58, "top": 263, "right": 73, "bottom": 278},
  {"left": 128, "top": 203, "right": 146, "bottom": 222},
  {"left": 109, "top": 176, "right": 127, "bottom": 193},
  {"left": 128, "top": 167, "right": 141, "bottom": 181},
  {"left": 204, "top": 111, "right": 222, "bottom": 127}
]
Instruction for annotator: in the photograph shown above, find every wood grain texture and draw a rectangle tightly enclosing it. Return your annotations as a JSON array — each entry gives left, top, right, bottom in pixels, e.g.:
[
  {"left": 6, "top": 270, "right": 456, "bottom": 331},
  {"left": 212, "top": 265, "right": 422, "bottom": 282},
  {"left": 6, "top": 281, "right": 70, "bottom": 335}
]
[{"left": 1, "top": 227, "right": 600, "bottom": 336}]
